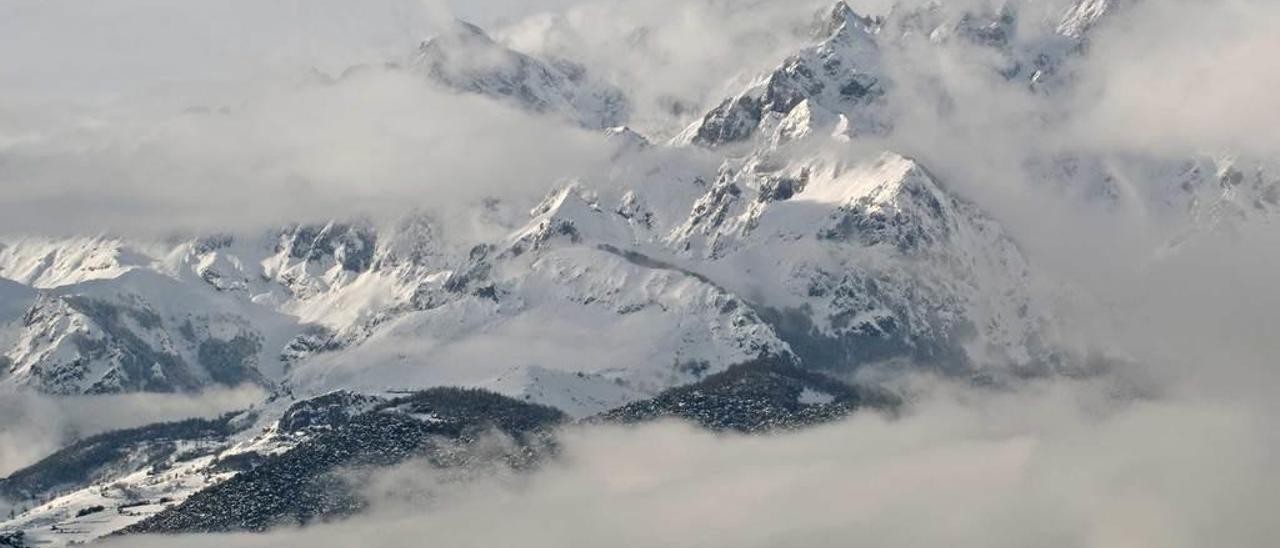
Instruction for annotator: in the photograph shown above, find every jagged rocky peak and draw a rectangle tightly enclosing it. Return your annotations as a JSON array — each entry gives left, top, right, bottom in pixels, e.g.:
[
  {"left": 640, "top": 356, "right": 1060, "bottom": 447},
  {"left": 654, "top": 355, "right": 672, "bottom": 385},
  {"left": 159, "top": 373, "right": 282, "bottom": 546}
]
[
  {"left": 669, "top": 149, "right": 1048, "bottom": 372},
  {"left": 815, "top": 1, "right": 880, "bottom": 41},
  {"left": 815, "top": 154, "right": 959, "bottom": 252},
  {"left": 506, "top": 183, "right": 632, "bottom": 254},
  {"left": 276, "top": 221, "right": 378, "bottom": 274},
  {"left": 682, "top": 2, "right": 886, "bottom": 148},
  {"left": 880, "top": 1, "right": 1018, "bottom": 46},
  {"left": 375, "top": 210, "right": 451, "bottom": 269},
  {"left": 414, "top": 20, "right": 522, "bottom": 83},
  {"left": 681, "top": 151, "right": 986, "bottom": 267},
  {"left": 412, "top": 19, "right": 629, "bottom": 130},
  {"left": 195, "top": 213, "right": 455, "bottom": 292}
]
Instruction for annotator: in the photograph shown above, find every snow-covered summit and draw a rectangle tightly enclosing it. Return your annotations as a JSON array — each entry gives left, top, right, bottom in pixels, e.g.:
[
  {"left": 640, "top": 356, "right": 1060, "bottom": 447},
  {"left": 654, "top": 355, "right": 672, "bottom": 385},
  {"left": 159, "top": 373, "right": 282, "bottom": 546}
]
[
  {"left": 413, "top": 19, "right": 630, "bottom": 129},
  {"left": 678, "top": 2, "right": 887, "bottom": 148}
]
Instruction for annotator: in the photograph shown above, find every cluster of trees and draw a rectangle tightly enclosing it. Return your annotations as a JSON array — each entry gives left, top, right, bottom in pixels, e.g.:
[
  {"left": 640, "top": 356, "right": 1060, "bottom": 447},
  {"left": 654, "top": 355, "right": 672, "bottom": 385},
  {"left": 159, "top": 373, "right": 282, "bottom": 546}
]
[
  {"left": 599, "top": 356, "right": 897, "bottom": 432},
  {"left": 0, "top": 530, "right": 26, "bottom": 547},
  {"left": 7, "top": 361, "right": 898, "bottom": 544},
  {"left": 122, "top": 388, "right": 565, "bottom": 535}
]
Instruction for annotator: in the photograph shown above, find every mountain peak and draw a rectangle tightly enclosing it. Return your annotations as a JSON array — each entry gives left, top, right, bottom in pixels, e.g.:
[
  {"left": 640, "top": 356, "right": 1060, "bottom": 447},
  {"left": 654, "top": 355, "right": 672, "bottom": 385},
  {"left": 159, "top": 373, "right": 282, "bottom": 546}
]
[
  {"left": 420, "top": 19, "right": 494, "bottom": 50},
  {"left": 817, "top": 1, "right": 879, "bottom": 41},
  {"left": 411, "top": 20, "right": 630, "bottom": 130},
  {"left": 682, "top": 2, "right": 885, "bottom": 148}
]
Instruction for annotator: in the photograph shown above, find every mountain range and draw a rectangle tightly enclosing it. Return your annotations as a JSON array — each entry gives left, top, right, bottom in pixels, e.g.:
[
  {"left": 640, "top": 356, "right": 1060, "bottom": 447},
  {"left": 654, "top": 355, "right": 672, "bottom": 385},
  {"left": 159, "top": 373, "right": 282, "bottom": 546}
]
[{"left": 2, "top": 1, "right": 1276, "bottom": 545}]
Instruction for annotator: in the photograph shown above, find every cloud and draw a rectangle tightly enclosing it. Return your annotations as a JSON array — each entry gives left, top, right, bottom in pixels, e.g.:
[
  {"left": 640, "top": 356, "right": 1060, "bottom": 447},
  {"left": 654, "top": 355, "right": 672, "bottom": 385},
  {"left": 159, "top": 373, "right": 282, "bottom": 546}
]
[
  {"left": 2, "top": 0, "right": 1276, "bottom": 241},
  {"left": 0, "top": 386, "right": 265, "bottom": 477},
  {"left": 0, "top": 0, "right": 445, "bottom": 105},
  {"left": 0, "top": 69, "right": 616, "bottom": 237},
  {"left": 1072, "top": 0, "right": 1280, "bottom": 158},
  {"left": 0, "top": 0, "right": 616, "bottom": 238},
  {"left": 108, "top": 378, "right": 1279, "bottom": 548},
  {"left": 4, "top": 0, "right": 1272, "bottom": 242}
]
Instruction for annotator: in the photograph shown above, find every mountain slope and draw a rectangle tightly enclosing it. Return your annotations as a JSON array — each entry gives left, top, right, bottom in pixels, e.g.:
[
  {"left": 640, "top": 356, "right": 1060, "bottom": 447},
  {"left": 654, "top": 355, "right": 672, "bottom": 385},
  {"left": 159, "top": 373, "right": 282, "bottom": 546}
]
[
  {"left": 2, "top": 270, "right": 302, "bottom": 394},
  {"left": 665, "top": 150, "right": 1051, "bottom": 373}
]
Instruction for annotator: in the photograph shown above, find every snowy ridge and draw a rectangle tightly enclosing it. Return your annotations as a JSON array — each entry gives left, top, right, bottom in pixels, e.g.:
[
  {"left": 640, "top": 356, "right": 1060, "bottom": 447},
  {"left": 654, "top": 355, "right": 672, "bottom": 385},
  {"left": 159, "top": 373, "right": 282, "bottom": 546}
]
[
  {"left": 0, "top": 237, "right": 149, "bottom": 289},
  {"left": 673, "top": 0, "right": 1129, "bottom": 149},
  {"left": 2, "top": 270, "right": 302, "bottom": 394},
  {"left": 677, "top": 2, "right": 887, "bottom": 148},
  {"left": 1031, "top": 152, "right": 1280, "bottom": 241},
  {"left": 412, "top": 20, "right": 629, "bottom": 129},
  {"left": 663, "top": 149, "right": 1048, "bottom": 372}
]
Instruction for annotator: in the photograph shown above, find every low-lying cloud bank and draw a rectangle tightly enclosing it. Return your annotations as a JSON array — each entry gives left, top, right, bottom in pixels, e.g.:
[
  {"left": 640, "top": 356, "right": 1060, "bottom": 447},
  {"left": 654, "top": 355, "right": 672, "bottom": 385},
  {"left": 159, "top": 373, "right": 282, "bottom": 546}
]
[
  {"left": 0, "top": 386, "right": 266, "bottom": 477},
  {"left": 108, "top": 378, "right": 1277, "bottom": 548}
]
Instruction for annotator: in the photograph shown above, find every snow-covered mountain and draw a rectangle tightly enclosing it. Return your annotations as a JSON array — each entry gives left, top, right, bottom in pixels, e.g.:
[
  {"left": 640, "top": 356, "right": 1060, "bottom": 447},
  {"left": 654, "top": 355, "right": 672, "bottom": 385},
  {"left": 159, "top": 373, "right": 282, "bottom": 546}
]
[
  {"left": 0, "top": 140, "right": 1054, "bottom": 409},
  {"left": 411, "top": 19, "right": 630, "bottom": 129},
  {"left": 677, "top": 2, "right": 888, "bottom": 147},
  {"left": 0, "top": 0, "right": 1189, "bottom": 409},
  {"left": 1033, "top": 153, "right": 1280, "bottom": 236},
  {"left": 5, "top": 1, "right": 1275, "bottom": 545},
  {"left": 4, "top": 270, "right": 300, "bottom": 394}
]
